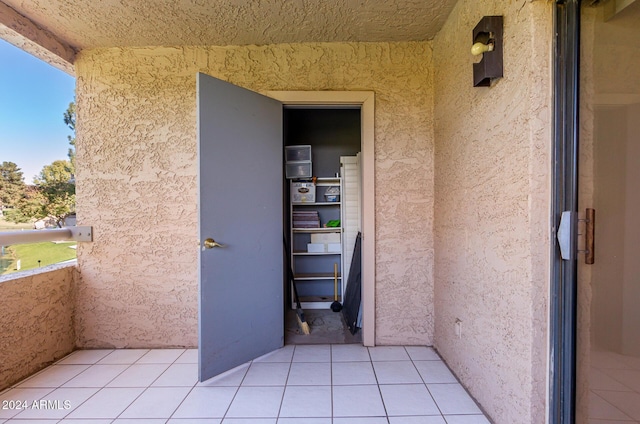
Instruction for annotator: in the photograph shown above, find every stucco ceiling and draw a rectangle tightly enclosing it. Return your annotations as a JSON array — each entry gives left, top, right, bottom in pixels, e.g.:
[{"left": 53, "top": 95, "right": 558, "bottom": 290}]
[{"left": 2, "top": 0, "right": 459, "bottom": 51}]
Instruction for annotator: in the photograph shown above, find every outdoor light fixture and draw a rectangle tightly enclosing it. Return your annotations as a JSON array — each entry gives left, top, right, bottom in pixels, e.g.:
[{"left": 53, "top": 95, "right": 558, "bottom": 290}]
[{"left": 472, "top": 16, "right": 503, "bottom": 87}]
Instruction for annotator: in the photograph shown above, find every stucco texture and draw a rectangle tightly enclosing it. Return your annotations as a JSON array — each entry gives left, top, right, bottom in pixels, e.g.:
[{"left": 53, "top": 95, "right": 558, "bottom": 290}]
[
  {"left": 432, "top": 1, "right": 551, "bottom": 423},
  {"left": 0, "top": 264, "right": 76, "bottom": 390},
  {"left": 74, "top": 42, "right": 434, "bottom": 348}
]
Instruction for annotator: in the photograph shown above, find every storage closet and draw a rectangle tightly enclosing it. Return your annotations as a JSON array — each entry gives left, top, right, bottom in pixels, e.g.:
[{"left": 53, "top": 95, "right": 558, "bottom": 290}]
[{"left": 283, "top": 107, "right": 362, "bottom": 343}]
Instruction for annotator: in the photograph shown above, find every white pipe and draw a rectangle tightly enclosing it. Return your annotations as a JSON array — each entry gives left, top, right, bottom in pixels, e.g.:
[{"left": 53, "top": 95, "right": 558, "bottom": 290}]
[{"left": 0, "top": 227, "right": 92, "bottom": 246}]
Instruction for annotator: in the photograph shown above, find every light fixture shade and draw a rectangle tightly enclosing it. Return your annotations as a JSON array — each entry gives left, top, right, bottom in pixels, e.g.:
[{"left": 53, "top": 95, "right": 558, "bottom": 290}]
[{"left": 472, "top": 16, "right": 503, "bottom": 87}]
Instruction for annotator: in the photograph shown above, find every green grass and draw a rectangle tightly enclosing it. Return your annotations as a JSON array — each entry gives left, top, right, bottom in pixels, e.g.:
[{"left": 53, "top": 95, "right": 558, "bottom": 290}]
[{"left": 0, "top": 241, "right": 77, "bottom": 275}]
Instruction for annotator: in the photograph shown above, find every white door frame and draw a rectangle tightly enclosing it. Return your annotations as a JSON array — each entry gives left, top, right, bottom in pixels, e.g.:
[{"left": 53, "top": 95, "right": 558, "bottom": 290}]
[{"left": 268, "top": 91, "right": 376, "bottom": 347}]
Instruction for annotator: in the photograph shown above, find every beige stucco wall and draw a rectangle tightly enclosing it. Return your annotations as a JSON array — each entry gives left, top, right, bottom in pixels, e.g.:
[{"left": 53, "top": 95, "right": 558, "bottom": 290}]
[
  {"left": 73, "top": 42, "right": 435, "bottom": 348},
  {"left": 432, "top": 1, "right": 552, "bottom": 423},
  {"left": 0, "top": 264, "right": 76, "bottom": 390}
]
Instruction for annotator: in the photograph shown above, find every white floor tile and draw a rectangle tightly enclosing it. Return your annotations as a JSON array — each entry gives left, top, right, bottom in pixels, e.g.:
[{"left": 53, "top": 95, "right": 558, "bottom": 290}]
[
  {"left": 137, "top": 349, "right": 186, "bottom": 364},
  {"left": 5, "top": 347, "right": 494, "bottom": 423},
  {"left": 279, "top": 386, "right": 331, "bottom": 417},
  {"left": 332, "top": 385, "right": 386, "bottom": 417},
  {"left": 293, "top": 345, "right": 331, "bottom": 363},
  {"left": 12, "top": 387, "right": 98, "bottom": 420},
  {"left": 589, "top": 391, "right": 634, "bottom": 421},
  {"left": 334, "top": 418, "right": 390, "bottom": 424},
  {"left": 368, "top": 346, "right": 410, "bottom": 362},
  {"left": 62, "top": 364, "right": 129, "bottom": 387},
  {"left": 152, "top": 363, "right": 198, "bottom": 387},
  {"left": 379, "top": 384, "right": 440, "bottom": 416},
  {"left": 120, "top": 387, "right": 190, "bottom": 419},
  {"left": 199, "top": 363, "right": 250, "bottom": 387},
  {"left": 5, "top": 420, "right": 61, "bottom": 424},
  {"left": 172, "top": 386, "right": 237, "bottom": 418},
  {"left": 604, "top": 369, "right": 640, "bottom": 393},
  {"left": 332, "top": 362, "right": 377, "bottom": 386},
  {"left": 590, "top": 367, "right": 634, "bottom": 392},
  {"left": 65, "top": 387, "right": 145, "bottom": 419},
  {"left": 225, "top": 386, "right": 285, "bottom": 418},
  {"left": 414, "top": 361, "right": 458, "bottom": 384},
  {"left": 17, "top": 365, "right": 90, "bottom": 388},
  {"left": 56, "top": 420, "right": 112, "bottom": 423},
  {"left": 287, "top": 362, "right": 331, "bottom": 386},
  {"left": 98, "top": 349, "right": 150, "bottom": 364},
  {"left": 594, "top": 390, "right": 640, "bottom": 420},
  {"left": 175, "top": 349, "right": 199, "bottom": 364},
  {"left": 405, "top": 347, "right": 441, "bottom": 361},
  {"left": 242, "top": 362, "right": 290, "bottom": 386},
  {"left": 332, "top": 345, "right": 371, "bottom": 362},
  {"left": 106, "top": 364, "right": 170, "bottom": 388},
  {"left": 254, "top": 345, "right": 295, "bottom": 363},
  {"left": 372, "top": 361, "right": 422, "bottom": 384},
  {"left": 389, "top": 417, "right": 446, "bottom": 424},
  {"left": 443, "top": 415, "right": 492, "bottom": 424},
  {"left": 56, "top": 350, "right": 114, "bottom": 365},
  {"left": 427, "top": 384, "right": 481, "bottom": 415},
  {"left": 0, "top": 388, "right": 56, "bottom": 419}
]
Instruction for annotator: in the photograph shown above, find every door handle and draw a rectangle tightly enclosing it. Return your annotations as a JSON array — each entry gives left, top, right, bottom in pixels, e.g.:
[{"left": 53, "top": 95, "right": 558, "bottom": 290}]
[
  {"left": 581, "top": 208, "right": 595, "bottom": 265},
  {"left": 204, "top": 238, "right": 225, "bottom": 249}
]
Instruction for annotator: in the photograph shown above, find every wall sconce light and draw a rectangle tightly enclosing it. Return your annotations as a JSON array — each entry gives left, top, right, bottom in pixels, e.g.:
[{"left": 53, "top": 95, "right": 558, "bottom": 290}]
[{"left": 472, "top": 16, "right": 503, "bottom": 87}]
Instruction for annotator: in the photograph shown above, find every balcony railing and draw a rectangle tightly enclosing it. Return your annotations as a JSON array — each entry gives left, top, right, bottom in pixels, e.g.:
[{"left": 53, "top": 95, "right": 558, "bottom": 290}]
[{"left": 0, "top": 226, "right": 93, "bottom": 246}]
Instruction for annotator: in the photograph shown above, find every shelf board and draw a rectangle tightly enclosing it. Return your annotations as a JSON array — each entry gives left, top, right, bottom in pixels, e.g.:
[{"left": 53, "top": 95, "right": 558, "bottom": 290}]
[
  {"left": 292, "top": 201, "right": 341, "bottom": 206},
  {"left": 293, "top": 251, "right": 341, "bottom": 256},
  {"left": 294, "top": 273, "right": 342, "bottom": 280},
  {"left": 292, "top": 227, "right": 341, "bottom": 233}
]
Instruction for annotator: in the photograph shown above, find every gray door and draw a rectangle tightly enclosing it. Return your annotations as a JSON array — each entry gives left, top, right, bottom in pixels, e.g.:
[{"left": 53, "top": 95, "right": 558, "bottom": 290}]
[{"left": 197, "top": 73, "right": 283, "bottom": 381}]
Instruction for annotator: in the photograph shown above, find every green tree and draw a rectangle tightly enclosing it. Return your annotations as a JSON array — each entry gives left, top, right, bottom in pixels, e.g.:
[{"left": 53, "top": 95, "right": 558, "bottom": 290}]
[
  {"left": 63, "top": 101, "right": 76, "bottom": 173},
  {"left": 0, "top": 161, "right": 26, "bottom": 211},
  {"left": 33, "top": 160, "right": 75, "bottom": 227},
  {"left": 3, "top": 186, "right": 46, "bottom": 224}
]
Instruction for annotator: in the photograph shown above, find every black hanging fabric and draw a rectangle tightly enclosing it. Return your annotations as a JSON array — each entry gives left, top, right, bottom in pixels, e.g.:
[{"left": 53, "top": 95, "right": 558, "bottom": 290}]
[{"left": 342, "top": 232, "right": 362, "bottom": 335}]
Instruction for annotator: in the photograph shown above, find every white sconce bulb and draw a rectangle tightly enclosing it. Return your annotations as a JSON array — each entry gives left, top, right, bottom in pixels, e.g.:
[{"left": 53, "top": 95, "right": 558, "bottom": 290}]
[{"left": 471, "top": 41, "right": 494, "bottom": 56}]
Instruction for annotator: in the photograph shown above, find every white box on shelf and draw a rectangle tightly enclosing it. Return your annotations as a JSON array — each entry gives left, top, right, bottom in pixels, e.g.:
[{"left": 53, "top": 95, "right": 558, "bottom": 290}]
[
  {"left": 311, "top": 233, "right": 341, "bottom": 244},
  {"left": 307, "top": 243, "right": 326, "bottom": 253},
  {"left": 327, "top": 243, "right": 341, "bottom": 253}
]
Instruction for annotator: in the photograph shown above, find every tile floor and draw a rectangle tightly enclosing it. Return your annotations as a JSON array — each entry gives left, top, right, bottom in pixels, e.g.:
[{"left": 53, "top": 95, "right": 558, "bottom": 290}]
[
  {"left": 0, "top": 345, "right": 491, "bottom": 423},
  {"left": 588, "top": 349, "right": 640, "bottom": 423}
]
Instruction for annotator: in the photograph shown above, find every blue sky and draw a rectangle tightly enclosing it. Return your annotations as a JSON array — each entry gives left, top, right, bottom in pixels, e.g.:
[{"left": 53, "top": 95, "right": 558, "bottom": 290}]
[{"left": 0, "top": 39, "right": 75, "bottom": 184}]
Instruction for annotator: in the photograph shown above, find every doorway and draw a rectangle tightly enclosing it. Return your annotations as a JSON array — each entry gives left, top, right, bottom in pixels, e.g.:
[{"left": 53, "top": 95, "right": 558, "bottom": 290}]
[
  {"left": 282, "top": 107, "right": 362, "bottom": 345},
  {"left": 269, "top": 91, "right": 376, "bottom": 347},
  {"left": 576, "top": 1, "right": 640, "bottom": 422}
]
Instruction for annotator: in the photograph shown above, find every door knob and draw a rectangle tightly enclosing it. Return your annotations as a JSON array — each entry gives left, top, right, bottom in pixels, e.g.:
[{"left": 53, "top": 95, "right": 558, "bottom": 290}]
[{"left": 204, "top": 238, "right": 225, "bottom": 249}]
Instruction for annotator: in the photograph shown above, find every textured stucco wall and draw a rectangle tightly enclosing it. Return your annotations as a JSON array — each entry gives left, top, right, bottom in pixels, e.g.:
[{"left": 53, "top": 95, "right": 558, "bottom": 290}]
[
  {"left": 433, "top": 1, "right": 551, "bottom": 423},
  {"left": 0, "top": 264, "right": 76, "bottom": 390},
  {"left": 74, "top": 42, "right": 434, "bottom": 348}
]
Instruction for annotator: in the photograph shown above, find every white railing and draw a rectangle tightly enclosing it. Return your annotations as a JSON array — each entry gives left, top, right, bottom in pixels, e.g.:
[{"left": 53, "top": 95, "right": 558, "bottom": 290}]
[{"left": 0, "top": 226, "right": 93, "bottom": 246}]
